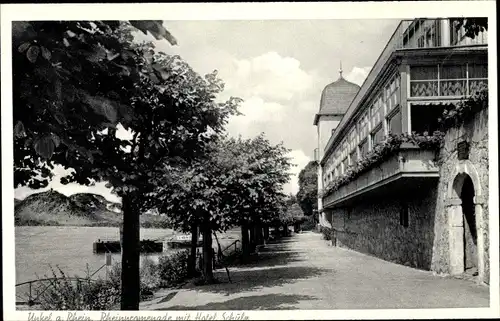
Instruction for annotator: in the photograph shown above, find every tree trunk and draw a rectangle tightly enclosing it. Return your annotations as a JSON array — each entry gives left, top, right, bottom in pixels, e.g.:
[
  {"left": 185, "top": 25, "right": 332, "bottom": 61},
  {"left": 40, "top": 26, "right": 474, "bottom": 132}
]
[
  {"left": 120, "top": 195, "right": 140, "bottom": 310},
  {"left": 263, "top": 225, "right": 269, "bottom": 241},
  {"left": 202, "top": 213, "right": 214, "bottom": 283},
  {"left": 187, "top": 222, "right": 198, "bottom": 277},
  {"left": 249, "top": 223, "right": 256, "bottom": 253},
  {"left": 241, "top": 224, "right": 250, "bottom": 258},
  {"left": 283, "top": 223, "right": 288, "bottom": 237},
  {"left": 254, "top": 224, "right": 263, "bottom": 245}
]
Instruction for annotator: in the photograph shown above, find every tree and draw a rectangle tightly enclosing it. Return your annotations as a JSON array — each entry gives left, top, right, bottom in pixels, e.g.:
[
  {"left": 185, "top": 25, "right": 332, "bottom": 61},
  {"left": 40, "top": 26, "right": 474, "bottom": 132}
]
[
  {"left": 450, "top": 18, "right": 488, "bottom": 39},
  {"left": 161, "top": 137, "right": 246, "bottom": 282},
  {"left": 13, "top": 21, "right": 240, "bottom": 310},
  {"left": 161, "top": 134, "right": 292, "bottom": 280},
  {"left": 280, "top": 201, "right": 305, "bottom": 224},
  {"left": 227, "top": 135, "right": 292, "bottom": 257},
  {"left": 296, "top": 161, "right": 318, "bottom": 217},
  {"left": 13, "top": 21, "right": 176, "bottom": 189}
]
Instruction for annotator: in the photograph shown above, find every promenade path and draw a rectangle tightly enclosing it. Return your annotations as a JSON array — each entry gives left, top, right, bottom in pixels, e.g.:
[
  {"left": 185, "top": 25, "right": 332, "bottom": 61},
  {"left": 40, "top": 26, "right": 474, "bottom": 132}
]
[{"left": 140, "top": 231, "right": 489, "bottom": 310}]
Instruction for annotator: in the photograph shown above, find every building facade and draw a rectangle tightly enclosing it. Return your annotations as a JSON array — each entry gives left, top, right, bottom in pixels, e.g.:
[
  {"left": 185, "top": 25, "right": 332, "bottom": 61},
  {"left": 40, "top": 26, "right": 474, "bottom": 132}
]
[{"left": 314, "top": 18, "right": 489, "bottom": 284}]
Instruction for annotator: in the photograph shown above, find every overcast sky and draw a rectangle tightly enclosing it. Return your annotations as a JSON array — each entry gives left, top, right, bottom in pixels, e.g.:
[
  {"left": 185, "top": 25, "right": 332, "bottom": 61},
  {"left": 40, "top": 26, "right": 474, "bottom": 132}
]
[{"left": 14, "top": 19, "right": 400, "bottom": 202}]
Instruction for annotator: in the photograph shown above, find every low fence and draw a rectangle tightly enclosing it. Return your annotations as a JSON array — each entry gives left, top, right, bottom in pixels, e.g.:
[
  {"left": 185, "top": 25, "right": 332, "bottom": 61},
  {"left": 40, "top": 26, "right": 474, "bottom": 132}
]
[
  {"left": 196, "top": 239, "right": 241, "bottom": 271},
  {"left": 16, "top": 276, "right": 102, "bottom": 307}
]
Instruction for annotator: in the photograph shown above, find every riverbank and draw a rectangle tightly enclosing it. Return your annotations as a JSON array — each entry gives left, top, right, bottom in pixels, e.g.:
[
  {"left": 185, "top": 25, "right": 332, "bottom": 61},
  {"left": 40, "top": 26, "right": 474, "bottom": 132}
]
[{"left": 14, "top": 212, "right": 171, "bottom": 229}]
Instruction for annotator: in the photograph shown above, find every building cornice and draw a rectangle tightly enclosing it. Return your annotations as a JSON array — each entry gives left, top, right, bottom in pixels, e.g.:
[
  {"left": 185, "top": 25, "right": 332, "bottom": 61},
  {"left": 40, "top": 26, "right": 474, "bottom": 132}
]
[{"left": 313, "top": 113, "right": 344, "bottom": 126}]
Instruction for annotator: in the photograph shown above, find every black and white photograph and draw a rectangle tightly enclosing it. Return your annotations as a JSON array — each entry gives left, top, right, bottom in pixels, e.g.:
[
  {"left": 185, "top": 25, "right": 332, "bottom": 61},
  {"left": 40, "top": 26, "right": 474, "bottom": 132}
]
[{"left": 1, "top": 1, "right": 498, "bottom": 320}]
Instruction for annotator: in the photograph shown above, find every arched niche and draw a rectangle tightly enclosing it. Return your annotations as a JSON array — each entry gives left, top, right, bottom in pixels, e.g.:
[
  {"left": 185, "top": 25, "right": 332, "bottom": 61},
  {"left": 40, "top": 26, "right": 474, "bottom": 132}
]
[{"left": 445, "top": 160, "right": 486, "bottom": 284}]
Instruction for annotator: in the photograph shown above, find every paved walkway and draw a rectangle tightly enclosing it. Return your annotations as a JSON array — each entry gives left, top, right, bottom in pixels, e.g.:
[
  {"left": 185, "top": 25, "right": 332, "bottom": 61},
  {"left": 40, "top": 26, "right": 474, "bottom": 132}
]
[{"left": 140, "top": 231, "right": 489, "bottom": 310}]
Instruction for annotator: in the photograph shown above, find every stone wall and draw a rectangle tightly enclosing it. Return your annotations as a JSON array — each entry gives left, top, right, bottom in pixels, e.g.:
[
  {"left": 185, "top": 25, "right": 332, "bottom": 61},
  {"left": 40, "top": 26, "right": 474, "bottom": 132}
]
[
  {"left": 330, "top": 185, "right": 438, "bottom": 270},
  {"left": 431, "top": 108, "right": 489, "bottom": 283},
  {"left": 326, "top": 108, "right": 489, "bottom": 282}
]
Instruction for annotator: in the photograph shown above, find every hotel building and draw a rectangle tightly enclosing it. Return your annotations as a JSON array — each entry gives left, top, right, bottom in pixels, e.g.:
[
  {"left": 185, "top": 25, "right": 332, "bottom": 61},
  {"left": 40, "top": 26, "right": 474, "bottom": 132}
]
[{"left": 314, "top": 18, "right": 489, "bottom": 283}]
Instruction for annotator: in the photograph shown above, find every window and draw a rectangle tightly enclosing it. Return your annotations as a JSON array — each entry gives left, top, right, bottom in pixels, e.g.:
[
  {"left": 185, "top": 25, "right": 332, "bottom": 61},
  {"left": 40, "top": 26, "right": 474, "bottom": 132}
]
[
  {"left": 342, "top": 158, "right": 349, "bottom": 172},
  {"left": 423, "top": 20, "right": 440, "bottom": 48},
  {"left": 411, "top": 104, "right": 446, "bottom": 134},
  {"left": 349, "top": 150, "right": 358, "bottom": 165},
  {"left": 450, "top": 20, "right": 465, "bottom": 45},
  {"left": 371, "top": 125, "right": 384, "bottom": 146},
  {"left": 388, "top": 109, "right": 403, "bottom": 135},
  {"left": 440, "top": 65, "right": 466, "bottom": 96},
  {"left": 359, "top": 139, "right": 368, "bottom": 159},
  {"left": 348, "top": 128, "right": 357, "bottom": 154},
  {"left": 411, "top": 63, "right": 486, "bottom": 97},
  {"left": 410, "top": 66, "right": 438, "bottom": 97},
  {"left": 417, "top": 35, "right": 425, "bottom": 48},
  {"left": 468, "top": 63, "right": 488, "bottom": 95},
  {"left": 468, "top": 63, "right": 488, "bottom": 79},
  {"left": 385, "top": 75, "right": 401, "bottom": 113},
  {"left": 370, "top": 95, "right": 383, "bottom": 128},
  {"left": 358, "top": 111, "right": 369, "bottom": 141},
  {"left": 400, "top": 202, "right": 409, "bottom": 228}
]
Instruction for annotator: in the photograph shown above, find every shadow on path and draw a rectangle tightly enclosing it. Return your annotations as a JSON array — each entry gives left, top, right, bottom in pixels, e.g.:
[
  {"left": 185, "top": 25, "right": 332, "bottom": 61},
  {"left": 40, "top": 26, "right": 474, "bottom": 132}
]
[
  {"left": 226, "top": 249, "right": 304, "bottom": 268},
  {"left": 182, "top": 235, "right": 328, "bottom": 295},
  {"left": 190, "top": 265, "right": 326, "bottom": 295},
  {"left": 159, "top": 293, "right": 316, "bottom": 310}
]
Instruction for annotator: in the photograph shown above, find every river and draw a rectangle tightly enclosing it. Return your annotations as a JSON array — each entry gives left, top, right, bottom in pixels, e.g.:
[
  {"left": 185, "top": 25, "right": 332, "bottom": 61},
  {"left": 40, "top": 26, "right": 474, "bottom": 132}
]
[
  {"left": 15, "top": 226, "right": 241, "bottom": 286},
  {"left": 15, "top": 226, "right": 175, "bottom": 285}
]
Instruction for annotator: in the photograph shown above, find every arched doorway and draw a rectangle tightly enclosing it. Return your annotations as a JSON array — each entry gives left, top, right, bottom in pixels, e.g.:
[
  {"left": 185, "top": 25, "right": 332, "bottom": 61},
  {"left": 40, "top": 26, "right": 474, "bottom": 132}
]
[
  {"left": 447, "top": 162, "right": 485, "bottom": 283},
  {"left": 461, "top": 175, "right": 478, "bottom": 275}
]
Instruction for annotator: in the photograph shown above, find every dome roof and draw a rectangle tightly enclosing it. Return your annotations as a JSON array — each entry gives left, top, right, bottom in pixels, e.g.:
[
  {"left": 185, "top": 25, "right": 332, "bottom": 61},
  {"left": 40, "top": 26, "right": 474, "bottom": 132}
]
[{"left": 314, "top": 76, "right": 360, "bottom": 125}]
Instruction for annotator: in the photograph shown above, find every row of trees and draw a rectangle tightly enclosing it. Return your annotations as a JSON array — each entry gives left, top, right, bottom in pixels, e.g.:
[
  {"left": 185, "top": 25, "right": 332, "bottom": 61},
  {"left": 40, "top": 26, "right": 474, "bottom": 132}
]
[
  {"left": 158, "top": 134, "right": 292, "bottom": 282},
  {"left": 12, "top": 20, "right": 292, "bottom": 309}
]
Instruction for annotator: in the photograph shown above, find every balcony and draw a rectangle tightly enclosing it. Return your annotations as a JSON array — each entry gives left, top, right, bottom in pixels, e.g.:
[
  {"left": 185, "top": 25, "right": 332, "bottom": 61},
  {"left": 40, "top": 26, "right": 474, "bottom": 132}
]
[
  {"left": 324, "top": 18, "right": 488, "bottom": 165},
  {"left": 322, "top": 145, "right": 439, "bottom": 208}
]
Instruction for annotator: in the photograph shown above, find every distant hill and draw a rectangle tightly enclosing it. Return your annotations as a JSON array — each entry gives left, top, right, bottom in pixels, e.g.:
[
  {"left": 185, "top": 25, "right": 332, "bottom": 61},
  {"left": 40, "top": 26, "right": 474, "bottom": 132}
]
[{"left": 14, "top": 190, "right": 171, "bottom": 228}]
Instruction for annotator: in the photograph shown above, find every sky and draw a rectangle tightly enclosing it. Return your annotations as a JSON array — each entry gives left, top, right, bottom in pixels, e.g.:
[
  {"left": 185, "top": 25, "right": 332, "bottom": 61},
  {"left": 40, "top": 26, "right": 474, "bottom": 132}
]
[{"left": 14, "top": 19, "right": 400, "bottom": 202}]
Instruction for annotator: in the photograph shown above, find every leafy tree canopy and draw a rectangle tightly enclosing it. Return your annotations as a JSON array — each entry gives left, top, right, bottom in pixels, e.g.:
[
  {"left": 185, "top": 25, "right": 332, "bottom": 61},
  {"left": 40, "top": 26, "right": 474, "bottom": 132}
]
[
  {"left": 450, "top": 18, "right": 488, "bottom": 39},
  {"left": 13, "top": 21, "right": 240, "bottom": 209},
  {"left": 296, "top": 160, "right": 318, "bottom": 217},
  {"left": 160, "top": 133, "right": 292, "bottom": 233}
]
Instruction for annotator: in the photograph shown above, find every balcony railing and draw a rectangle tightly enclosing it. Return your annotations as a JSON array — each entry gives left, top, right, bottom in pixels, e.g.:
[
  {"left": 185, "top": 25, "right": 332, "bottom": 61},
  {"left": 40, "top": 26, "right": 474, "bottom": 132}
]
[{"left": 322, "top": 145, "right": 439, "bottom": 208}]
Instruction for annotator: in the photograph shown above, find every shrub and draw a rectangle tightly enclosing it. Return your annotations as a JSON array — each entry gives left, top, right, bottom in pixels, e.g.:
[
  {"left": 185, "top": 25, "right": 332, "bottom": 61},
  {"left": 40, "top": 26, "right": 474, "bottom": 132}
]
[
  {"left": 301, "top": 216, "right": 317, "bottom": 231},
  {"left": 438, "top": 86, "right": 488, "bottom": 130},
  {"left": 140, "top": 257, "right": 161, "bottom": 292},
  {"left": 35, "top": 266, "right": 119, "bottom": 310},
  {"left": 107, "top": 257, "right": 161, "bottom": 300},
  {"left": 319, "top": 226, "right": 333, "bottom": 241},
  {"left": 156, "top": 250, "right": 190, "bottom": 288}
]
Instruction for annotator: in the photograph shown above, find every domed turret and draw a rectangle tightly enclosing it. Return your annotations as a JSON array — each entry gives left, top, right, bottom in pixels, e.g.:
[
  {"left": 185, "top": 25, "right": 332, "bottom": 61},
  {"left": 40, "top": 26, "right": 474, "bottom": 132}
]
[
  {"left": 314, "top": 64, "right": 360, "bottom": 227},
  {"left": 313, "top": 69, "right": 360, "bottom": 125}
]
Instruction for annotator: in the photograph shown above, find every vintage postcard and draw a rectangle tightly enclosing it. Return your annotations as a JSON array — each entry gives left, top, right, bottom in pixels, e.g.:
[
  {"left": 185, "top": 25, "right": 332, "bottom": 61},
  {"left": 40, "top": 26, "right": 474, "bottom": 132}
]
[{"left": 1, "top": 1, "right": 498, "bottom": 320}]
